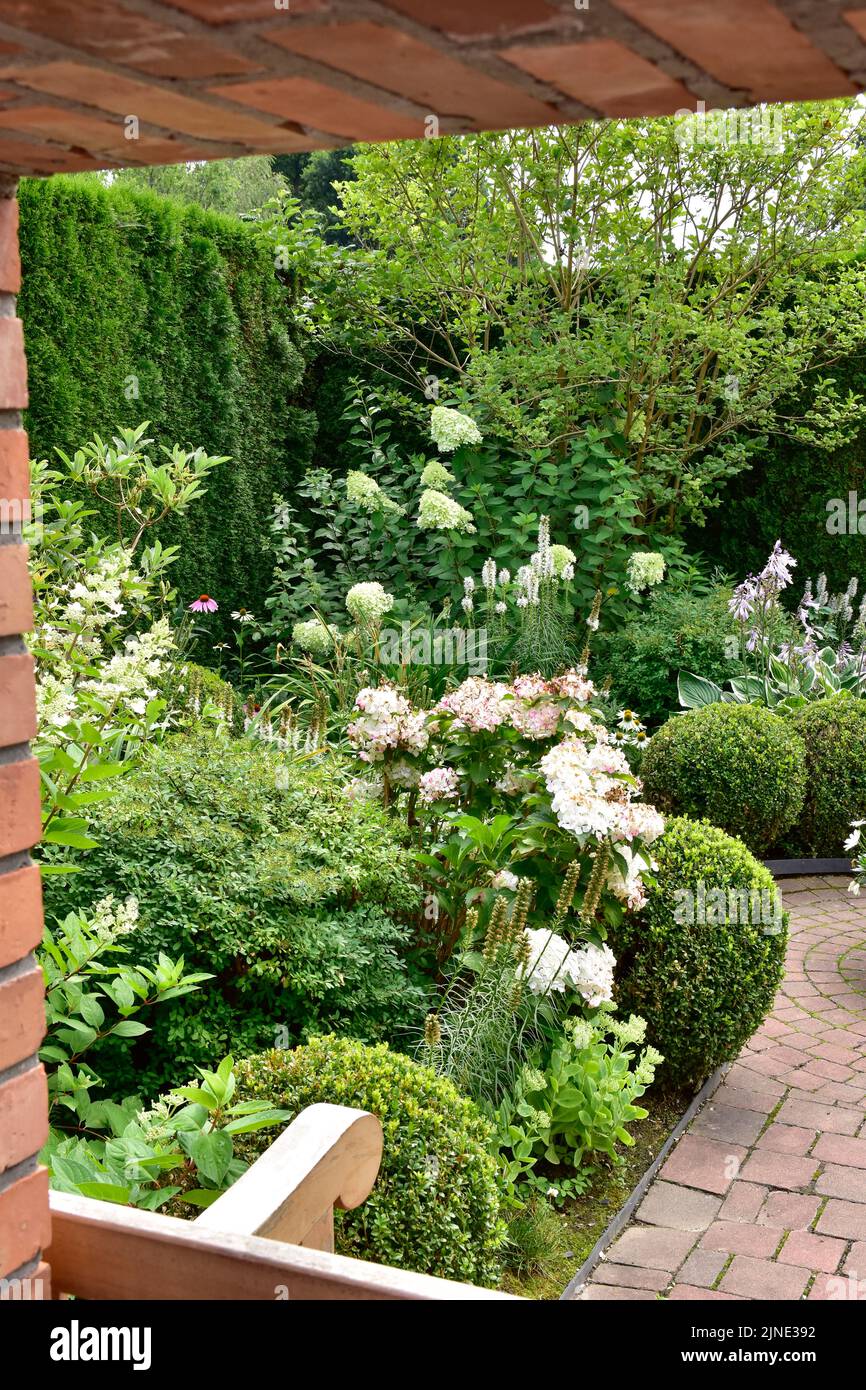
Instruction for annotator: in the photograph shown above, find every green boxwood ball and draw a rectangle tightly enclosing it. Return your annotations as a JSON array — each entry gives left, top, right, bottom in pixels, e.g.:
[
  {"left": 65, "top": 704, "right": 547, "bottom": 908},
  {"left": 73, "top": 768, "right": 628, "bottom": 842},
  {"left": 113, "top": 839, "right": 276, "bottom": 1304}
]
[
  {"left": 640, "top": 703, "right": 806, "bottom": 854},
  {"left": 612, "top": 817, "right": 788, "bottom": 1086},
  {"left": 791, "top": 696, "right": 866, "bottom": 856},
  {"left": 234, "top": 1036, "right": 506, "bottom": 1287}
]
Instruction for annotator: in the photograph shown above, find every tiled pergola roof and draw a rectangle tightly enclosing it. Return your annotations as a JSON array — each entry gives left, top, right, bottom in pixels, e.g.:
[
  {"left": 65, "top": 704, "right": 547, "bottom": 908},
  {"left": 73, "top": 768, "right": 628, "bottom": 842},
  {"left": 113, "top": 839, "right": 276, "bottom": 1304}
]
[{"left": 0, "top": 0, "right": 864, "bottom": 176}]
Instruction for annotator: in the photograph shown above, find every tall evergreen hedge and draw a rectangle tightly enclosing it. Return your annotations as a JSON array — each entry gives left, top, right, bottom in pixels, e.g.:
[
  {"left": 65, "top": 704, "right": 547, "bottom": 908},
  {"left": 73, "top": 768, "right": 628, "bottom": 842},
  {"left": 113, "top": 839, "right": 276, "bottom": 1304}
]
[
  {"left": 18, "top": 175, "right": 317, "bottom": 636},
  {"left": 694, "top": 351, "right": 866, "bottom": 591}
]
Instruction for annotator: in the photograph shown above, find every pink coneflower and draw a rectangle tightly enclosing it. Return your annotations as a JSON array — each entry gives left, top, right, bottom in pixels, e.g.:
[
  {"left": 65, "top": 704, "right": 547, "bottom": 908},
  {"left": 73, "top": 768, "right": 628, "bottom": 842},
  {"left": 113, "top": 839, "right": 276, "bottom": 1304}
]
[{"left": 189, "top": 594, "right": 218, "bottom": 613}]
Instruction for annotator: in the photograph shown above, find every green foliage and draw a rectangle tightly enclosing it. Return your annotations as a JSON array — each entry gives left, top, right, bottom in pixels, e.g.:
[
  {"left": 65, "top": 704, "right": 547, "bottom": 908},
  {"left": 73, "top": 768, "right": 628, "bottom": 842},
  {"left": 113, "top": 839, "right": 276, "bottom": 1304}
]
[
  {"left": 790, "top": 696, "right": 866, "bottom": 855},
  {"left": 276, "top": 111, "right": 866, "bottom": 579},
  {"left": 700, "top": 348, "right": 866, "bottom": 593},
  {"left": 18, "top": 175, "right": 317, "bottom": 641},
  {"left": 45, "top": 734, "right": 423, "bottom": 1093},
  {"left": 495, "top": 1013, "right": 661, "bottom": 1198},
  {"left": 109, "top": 158, "right": 288, "bottom": 218},
  {"left": 45, "top": 1055, "right": 290, "bottom": 1214},
  {"left": 234, "top": 1036, "right": 506, "bottom": 1285},
  {"left": 612, "top": 818, "right": 787, "bottom": 1085},
  {"left": 593, "top": 584, "right": 743, "bottom": 725},
  {"left": 40, "top": 896, "right": 210, "bottom": 1130},
  {"left": 640, "top": 703, "right": 807, "bottom": 853}
]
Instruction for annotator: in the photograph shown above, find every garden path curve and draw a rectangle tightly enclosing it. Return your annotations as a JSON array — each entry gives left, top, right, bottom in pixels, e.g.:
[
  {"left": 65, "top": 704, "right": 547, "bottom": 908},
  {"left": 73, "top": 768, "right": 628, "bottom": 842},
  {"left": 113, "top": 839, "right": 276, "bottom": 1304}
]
[{"left": 573, "top": 877, "right": 866, "bottom": 1301}]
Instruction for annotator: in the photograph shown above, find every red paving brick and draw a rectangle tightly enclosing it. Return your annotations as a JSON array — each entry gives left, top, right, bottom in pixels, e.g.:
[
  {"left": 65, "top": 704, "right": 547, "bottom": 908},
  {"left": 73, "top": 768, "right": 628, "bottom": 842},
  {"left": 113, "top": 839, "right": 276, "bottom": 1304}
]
[
  {"left": 576, "top": 882, "right": 866, "bottom": 1303},
  {"left": 720, "top": 1255, "right": 810, "bottom": 1301},
  {"left": 659, "top": 1135, "right": 746, "bottom": 1196},
  {"left": 777, "top": 1230, "right": 846, "bottom": 1273}
]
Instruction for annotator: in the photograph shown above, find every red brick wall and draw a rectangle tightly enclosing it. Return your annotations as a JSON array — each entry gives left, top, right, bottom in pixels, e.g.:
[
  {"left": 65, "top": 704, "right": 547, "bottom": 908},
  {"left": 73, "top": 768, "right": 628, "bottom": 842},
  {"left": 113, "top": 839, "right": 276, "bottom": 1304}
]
[{"left": 0, "top": 175, "right": 50, "bottom": 1301}]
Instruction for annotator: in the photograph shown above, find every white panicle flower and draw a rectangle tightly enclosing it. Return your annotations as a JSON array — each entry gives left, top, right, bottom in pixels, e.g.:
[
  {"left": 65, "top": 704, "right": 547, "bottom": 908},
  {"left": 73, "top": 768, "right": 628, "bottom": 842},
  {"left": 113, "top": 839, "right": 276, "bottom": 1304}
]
[
  {"left": 90, "top": 894, "right": 140, "bottom": 943},
  {"left": 463, "top": 575, "right": 475, "bottom": 595},
  {"left": 481, "top": 558, "right": 497, "bottom": 592},
  {"left": 345, "top": 581, "right": 394, "bottom": 625},
  {"left": 429, "top": 406, "right": 483, "bottom": 453},
  {"left": 550, "top": 545, "right": 576, "bottom": 579},
  {"left": 417, "top": 488, "right": 476, "bottom": 534},
  {"left": 498, "top": 569, "right": 510, "bottom": 586},
  {"left": 292, "top": 618, "right": 336, "bottom": 659},
  {"left": 626, "top": 551, "right": 666, "bottom": 596},
  {"left": 419, "top": 460, "right": 455, "bottom": 489},
  {"left": 36, "top": 672, "right": 77, "bottom": 729},
  {"left": 345, "top": 470, "right": 403, "bottom": 515},
  {"left": 495, "top": 601, "right": 507, "bottom": 615},
  {"left": 81, "top": 617, "right": 174, "bottom": 711},
  {"left": 461, "top": 595, "right": 474, "bottom": 614}
]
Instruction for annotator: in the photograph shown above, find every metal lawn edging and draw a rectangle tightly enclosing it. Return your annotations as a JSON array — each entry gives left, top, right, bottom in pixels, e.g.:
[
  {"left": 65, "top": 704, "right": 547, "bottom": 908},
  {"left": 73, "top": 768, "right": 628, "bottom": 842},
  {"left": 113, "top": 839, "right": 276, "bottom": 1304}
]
[{"left": 763, "top": 858, "right": 851, "bottom": 877}]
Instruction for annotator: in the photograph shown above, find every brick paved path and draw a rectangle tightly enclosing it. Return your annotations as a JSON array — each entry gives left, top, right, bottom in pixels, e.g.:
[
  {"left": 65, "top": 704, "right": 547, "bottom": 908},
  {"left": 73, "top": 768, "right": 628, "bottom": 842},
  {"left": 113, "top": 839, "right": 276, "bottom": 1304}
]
[{"left": 574, "top": 877, "right": 866, "bottom": 1301}]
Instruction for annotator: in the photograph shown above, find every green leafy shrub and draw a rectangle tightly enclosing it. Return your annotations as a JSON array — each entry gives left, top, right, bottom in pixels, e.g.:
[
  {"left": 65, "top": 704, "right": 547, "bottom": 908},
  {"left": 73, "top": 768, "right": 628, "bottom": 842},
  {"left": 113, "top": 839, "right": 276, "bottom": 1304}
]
[
  {"left": 234, "top": 1036, "right": 506, "bottom": 1286},
  {"left": 640, "top": 703, "right": 807, "bottom": 854},
  {"left": 47, "top": 734, "right": 423, "bottom": 1093},
  {"left": 790, "top": 696, "right": 866, "bottom": 855},
  {"left": 593, "top": 586, "right": 743, "bottom": 726},
  {"left": 612, "top": 817, "right": 787, "bottom": 1085}
]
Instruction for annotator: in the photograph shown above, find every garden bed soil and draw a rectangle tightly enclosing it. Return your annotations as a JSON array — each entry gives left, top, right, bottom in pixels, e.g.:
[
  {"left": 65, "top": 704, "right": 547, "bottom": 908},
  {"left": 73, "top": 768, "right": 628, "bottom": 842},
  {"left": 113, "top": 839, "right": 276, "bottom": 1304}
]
[{"left": 500, "top": 1083, "right": 695, "bottom": 1300}]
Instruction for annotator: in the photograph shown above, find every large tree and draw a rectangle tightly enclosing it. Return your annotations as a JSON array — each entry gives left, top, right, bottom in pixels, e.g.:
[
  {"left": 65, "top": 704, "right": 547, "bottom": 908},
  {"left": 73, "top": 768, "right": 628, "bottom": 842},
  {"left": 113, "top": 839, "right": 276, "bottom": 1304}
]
[{"left": 276, "top": 103, "right": 866, "bottom": 545}]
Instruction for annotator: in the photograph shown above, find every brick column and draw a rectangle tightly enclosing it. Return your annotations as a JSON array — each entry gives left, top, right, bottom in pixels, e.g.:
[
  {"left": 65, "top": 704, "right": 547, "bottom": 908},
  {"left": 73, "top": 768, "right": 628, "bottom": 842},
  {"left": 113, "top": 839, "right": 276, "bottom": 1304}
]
[{"left": 0, "top": 175, "right": 50, "bottom": 1302}]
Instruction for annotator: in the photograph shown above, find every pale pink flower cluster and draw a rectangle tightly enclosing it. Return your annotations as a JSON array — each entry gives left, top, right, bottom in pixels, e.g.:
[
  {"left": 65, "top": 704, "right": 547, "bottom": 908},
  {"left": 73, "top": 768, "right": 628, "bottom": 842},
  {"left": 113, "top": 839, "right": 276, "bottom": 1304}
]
[
  {"left": 347, "top": 686, "right": 429, "bottom": 763},
  {"left": 435, "top": 677, "right": 510, "bottom": 732},
  {"left": 418, "top": 766, "right": 459, "bottom": 804},
  {"left": 509, "top": 699, "right": 561, "bottom": 740},
  {"left": 618, "top": 801, "right": 666, "bottom": 845}
]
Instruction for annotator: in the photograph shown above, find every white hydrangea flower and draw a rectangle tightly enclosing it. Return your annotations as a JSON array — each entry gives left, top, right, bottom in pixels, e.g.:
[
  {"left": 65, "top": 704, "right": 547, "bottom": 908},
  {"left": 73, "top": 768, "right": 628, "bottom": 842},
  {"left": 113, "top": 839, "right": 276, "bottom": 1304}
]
[
  {"left": 292, "top": 618, "right": 337, "bottom": 659},
  {"left": 417, "top": 488, "right": 476, "bottom": 535},
  {"left": 345, "top": 581, "right": 394, "bottom": 625},
  {"left": 626, "top": 551, "right": 666, "bottom": 596},
  {"left": 346, "top": 470, "right": 403, "bottom": 514},
  {"left": 429, "top": 406, "right": 482, "bottom": 453},
  {"left": 419, "top": 460, "right": 455, "bottom": 489},
  {"left": 550, "top": 544, "right": 576, "bottom": 578}
]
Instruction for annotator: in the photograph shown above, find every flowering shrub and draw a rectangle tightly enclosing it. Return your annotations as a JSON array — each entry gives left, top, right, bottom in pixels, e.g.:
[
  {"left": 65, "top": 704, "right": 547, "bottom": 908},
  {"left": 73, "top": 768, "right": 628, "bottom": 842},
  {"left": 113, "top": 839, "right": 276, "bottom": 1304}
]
[{"left": 30, "top": 427, "right": 227, "bottom": 856}]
